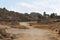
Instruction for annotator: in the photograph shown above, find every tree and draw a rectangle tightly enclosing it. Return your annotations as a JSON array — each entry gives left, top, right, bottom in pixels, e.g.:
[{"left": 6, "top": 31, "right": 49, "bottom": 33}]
[
  {"left": 43, "top": 12, "right": 47, "bottom": 18},
  {"left": 50, "top": 13, "right": 57, "bottom": 18}
]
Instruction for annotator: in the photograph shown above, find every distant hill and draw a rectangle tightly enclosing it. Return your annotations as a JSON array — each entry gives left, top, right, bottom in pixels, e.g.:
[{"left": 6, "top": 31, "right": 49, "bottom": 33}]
[
  {"left": 0, "top": 8, "right": 60, "bottom": 22},
  {"left": 0, "top": 8, "right": 43, "bottom": 21}
]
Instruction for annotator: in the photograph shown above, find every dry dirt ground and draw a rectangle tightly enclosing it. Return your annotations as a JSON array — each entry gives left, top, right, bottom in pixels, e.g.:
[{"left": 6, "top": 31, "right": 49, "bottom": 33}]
[{"left": 0, "top": 22, "right": 60, "bottom": 40}]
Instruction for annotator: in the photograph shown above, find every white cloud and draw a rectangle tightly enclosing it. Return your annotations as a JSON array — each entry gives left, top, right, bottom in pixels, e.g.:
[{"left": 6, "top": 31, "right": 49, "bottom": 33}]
[
  {"left": 18, "top": 3, "right": 34, "bottom": 8},
  {"left": 8, "top": 0, "right": 60, "bottom": 15}
]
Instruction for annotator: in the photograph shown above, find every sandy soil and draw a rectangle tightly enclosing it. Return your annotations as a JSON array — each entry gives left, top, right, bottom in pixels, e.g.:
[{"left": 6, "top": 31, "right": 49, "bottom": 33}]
[
  {"left": 3, "top": 22, "right": 59, "bottom": 40},
  {"left": 6, "top": 28, "right": 52, "bottom": 40},
  {"left": 0, "top": 22, "right": 59, "bottom": 40},
  {"left": 19, "top": 22, "right": 34, "bottom": 29}
]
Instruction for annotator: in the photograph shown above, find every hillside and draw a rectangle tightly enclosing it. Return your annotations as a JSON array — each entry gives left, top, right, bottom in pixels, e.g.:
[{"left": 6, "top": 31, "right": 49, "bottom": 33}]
[
  {"left": 0, "top": 8, "right": 42, "bottom": 21},
  {"left": 0, "top": 8, "right": 60, "bottom": 24}
]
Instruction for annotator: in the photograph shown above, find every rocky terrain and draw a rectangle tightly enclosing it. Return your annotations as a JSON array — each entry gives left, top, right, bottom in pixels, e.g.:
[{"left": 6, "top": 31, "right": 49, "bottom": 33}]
[
  {"left": 0, "top": 22, "right": 59, "bottom": 40},
  {"left": 0, "top": 8, "right": 60, "bottom": 40}
]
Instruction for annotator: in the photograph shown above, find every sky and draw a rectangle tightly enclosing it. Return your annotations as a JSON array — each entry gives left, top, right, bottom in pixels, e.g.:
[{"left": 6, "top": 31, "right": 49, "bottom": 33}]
[{"left": 0, "top": 0, "right": 60, "bottom": 15}]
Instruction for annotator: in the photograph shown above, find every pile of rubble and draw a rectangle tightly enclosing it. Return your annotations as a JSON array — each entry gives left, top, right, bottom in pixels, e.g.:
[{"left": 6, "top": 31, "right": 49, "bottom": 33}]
[{"left": 0, "top": 28, "right": 16, "bottom": 40}]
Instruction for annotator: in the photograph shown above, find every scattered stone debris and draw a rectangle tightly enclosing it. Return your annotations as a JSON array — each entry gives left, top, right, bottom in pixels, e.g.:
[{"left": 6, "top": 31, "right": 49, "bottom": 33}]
[{"left": 0, "top": 28, "right": 17, "bottom": 40}]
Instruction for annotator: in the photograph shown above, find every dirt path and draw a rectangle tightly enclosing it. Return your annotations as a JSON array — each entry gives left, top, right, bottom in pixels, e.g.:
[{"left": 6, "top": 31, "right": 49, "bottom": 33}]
[
  {"left": 6, "top": 28, "right": 51, "bottom": 34},
  {"left": 6, "top": 28, "right": 58, "bottom": 40},
  {"left": 4, "top": 22, "right": 59, "bottom": 40}
]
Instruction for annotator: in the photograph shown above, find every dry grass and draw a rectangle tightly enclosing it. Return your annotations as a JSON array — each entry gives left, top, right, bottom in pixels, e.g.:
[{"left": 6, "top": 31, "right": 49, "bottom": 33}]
[
  {"left": 33, "top": 25, "right": 50, "bottom": 29},
  {"left": 29, "top": 22, "right": 60, "bottom": 31},
  {"left": 0, "top": 21, "right": 29, "bottom": 29},
  {"left": 29, "top": 23, "right": 50, "bottom": 29},
  {"left": 15, "top": 25, "right": 29, "bottom": 29}
]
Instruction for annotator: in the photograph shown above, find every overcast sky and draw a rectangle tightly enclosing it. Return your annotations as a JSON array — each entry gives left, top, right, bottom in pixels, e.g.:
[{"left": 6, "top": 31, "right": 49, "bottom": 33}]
[{"left": 0, "top": 0, "right": 60, "bottom": 15}]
